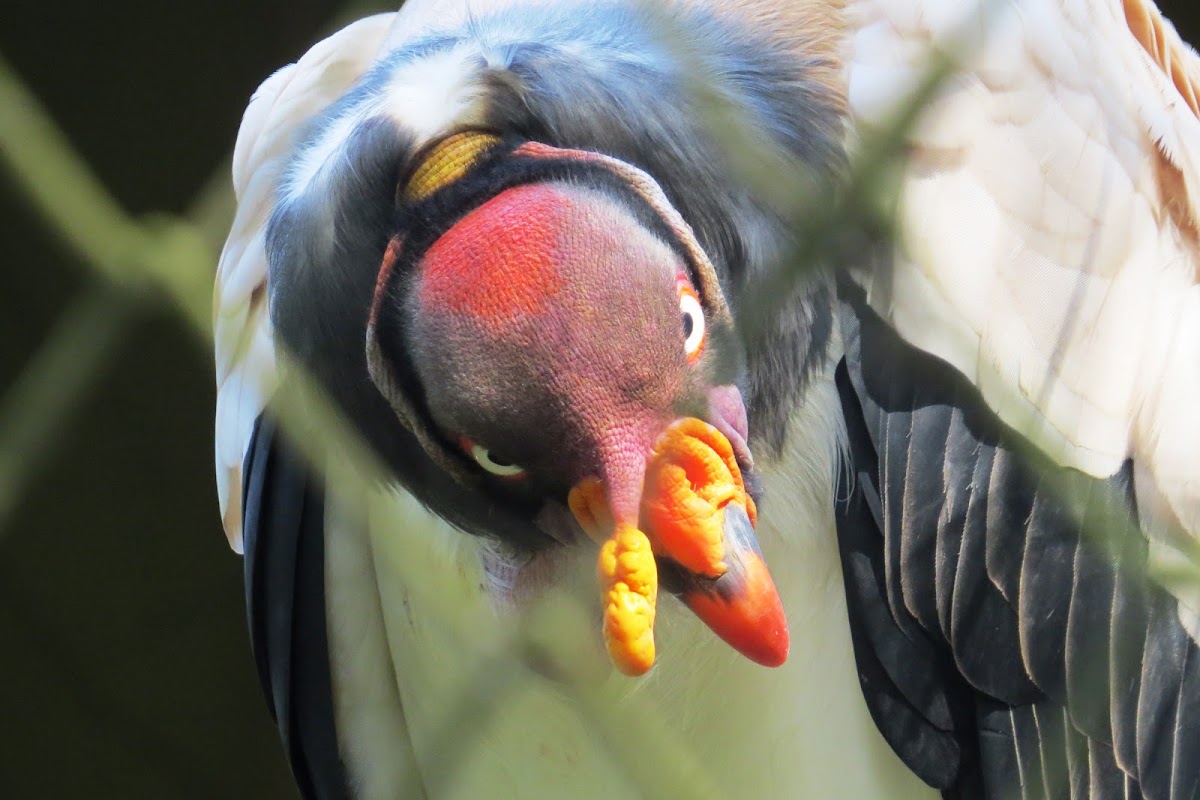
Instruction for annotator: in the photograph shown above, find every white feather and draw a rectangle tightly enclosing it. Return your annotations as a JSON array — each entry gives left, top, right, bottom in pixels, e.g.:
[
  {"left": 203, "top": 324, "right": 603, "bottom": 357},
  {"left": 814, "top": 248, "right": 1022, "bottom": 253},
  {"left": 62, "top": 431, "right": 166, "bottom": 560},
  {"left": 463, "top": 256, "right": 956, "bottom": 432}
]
[
  {"left": 324, "top": 486, "right": 426, "bottom": 800},
  {"left": 845, "top": 0, "right": 1200, "bottom": 624},
  {"left": 213, "top": 13, "right": 397, "bottom": 550}
]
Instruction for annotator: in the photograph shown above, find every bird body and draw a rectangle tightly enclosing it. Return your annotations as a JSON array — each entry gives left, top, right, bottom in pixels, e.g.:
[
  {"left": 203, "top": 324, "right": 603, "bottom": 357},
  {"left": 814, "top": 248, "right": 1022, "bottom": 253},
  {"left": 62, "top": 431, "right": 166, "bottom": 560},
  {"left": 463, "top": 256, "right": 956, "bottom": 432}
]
[
  {"left": 216, "top": 1, "right": 1200, "bottom": 798},
  {"left": 332, "top": 383, "right": 929, "bottom": 800}
]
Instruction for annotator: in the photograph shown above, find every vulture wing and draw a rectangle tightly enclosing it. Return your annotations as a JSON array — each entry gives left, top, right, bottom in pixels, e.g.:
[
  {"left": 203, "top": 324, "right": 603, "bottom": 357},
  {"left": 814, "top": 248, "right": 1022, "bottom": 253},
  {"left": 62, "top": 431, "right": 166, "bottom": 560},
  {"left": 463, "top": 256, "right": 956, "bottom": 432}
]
[
  {"left": 836, "top": 1, "right": 1200, "bottom": 797},
  {"left": 213, "top": 15, "right": 402, "bottom": 797},
  {"left": 214, "top": 13, "right": 396, "bottom": 552}
]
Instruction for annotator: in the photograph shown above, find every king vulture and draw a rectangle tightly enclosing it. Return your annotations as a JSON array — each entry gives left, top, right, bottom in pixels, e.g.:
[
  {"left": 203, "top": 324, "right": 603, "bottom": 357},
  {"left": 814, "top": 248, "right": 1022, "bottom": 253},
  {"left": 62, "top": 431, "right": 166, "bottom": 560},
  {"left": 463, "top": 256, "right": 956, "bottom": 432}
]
[{"left": 214, "top": 0, "right": 1200, "bottom": 797}]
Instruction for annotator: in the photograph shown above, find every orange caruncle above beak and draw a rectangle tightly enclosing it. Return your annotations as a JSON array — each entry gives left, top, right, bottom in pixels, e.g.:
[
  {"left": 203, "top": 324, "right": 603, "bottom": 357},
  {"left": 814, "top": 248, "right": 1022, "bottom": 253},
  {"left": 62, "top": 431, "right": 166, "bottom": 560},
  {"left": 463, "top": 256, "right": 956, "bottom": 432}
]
[
  {"left": 567, "top": 418, "right": 789, "bottom": 675},
  {"left": 643, "top": 418, "right": 757, "bottom": 578}
]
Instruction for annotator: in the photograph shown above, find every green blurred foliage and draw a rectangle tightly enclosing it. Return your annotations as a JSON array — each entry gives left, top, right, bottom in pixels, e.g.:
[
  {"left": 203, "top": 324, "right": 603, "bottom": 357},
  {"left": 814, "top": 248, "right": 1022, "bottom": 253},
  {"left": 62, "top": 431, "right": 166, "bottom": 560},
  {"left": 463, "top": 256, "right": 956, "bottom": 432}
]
[
  {"left": 0, "top": 3, "right": 352, "bottom": 797},
  {"left": 0, "top": 2, "right": 1196, "bottom": 798}
]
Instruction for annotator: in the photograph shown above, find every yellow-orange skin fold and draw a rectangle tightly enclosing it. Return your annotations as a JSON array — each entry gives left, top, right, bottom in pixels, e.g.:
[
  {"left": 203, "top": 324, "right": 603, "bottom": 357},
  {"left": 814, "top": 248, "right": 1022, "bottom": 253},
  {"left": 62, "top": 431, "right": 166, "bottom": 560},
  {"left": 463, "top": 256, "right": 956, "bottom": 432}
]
[
  {"left": 569, "top": 479, "right": 658, "bottom": 675},
  {"left": 643, "top": 418, "right": 756, "bottom": 578},
  {"left": 568, "top": 418, "right": 762, "bottom": 676},
  {"left": 597, "top": 526, "right": 658, "bottom": 675}
]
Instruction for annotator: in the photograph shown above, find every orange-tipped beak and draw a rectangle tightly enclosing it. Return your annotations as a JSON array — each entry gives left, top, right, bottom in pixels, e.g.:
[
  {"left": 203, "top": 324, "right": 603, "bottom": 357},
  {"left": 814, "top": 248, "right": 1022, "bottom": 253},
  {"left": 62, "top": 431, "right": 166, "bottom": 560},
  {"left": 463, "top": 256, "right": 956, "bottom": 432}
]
[
  {"left": 672, "top": 503, "right": 789, "bottom": 667},
  {"left": 644, "top": 418, "right": 788, "bottom": 668},
  {"left": 568, "top": 418, "right": 789, "bottom": 675}
]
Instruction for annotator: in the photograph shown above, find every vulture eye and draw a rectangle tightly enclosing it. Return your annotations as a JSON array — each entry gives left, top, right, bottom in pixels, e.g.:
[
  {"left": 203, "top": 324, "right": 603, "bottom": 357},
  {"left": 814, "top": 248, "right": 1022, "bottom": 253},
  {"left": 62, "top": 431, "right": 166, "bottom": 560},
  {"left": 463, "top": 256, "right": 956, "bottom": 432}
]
[
  {"left": 679, "top": 285, "right": 705, "bottom": 362},
  {"left": 467, "top": 441, "right": 527, "bottom": 479}
]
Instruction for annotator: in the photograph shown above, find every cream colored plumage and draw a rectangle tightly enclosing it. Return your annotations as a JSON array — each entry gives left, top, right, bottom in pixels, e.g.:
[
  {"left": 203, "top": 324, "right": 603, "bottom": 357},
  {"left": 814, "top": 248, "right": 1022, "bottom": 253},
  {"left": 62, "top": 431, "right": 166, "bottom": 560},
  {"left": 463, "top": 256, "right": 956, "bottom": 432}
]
[
  {"left": 214, "top": 1, "right": 1200, "bottom": 797},
  {"left": 846, "top": 0, "right": 1200, "bottom": 631},
  {"left": 215, "top": 13, "right": 397, "bottom": 551}
]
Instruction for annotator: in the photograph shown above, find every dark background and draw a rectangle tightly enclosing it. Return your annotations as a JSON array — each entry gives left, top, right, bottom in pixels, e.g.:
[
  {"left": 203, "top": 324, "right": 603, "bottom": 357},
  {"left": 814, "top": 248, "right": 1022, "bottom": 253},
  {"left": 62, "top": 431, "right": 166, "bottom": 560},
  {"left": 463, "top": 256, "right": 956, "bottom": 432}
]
[{"left": 1, "top": 2, "right": 1197, "bottom": 798}]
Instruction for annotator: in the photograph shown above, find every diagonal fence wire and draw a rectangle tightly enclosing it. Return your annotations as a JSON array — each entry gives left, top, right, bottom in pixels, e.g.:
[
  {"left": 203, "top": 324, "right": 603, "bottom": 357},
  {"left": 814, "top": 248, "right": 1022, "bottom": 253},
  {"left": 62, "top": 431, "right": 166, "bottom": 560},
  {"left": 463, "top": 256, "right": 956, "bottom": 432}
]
[
  {"left": 0, "top": 50, "right": 226, "bottom": 535},
  {"left": 0, "top": 4, "right": 997, "bottom": 797},
  {"left": 0, "top": 281, "right": 135, "bottom": 533},
  {"left": 0, "top": 1, "right": 1177, "bottom": 798},
  {"left": 0, "top": 25, "right": 740, "bottom": 798},
  {"left": 0, "top": 0, "right": 389, "bottom": 536}
]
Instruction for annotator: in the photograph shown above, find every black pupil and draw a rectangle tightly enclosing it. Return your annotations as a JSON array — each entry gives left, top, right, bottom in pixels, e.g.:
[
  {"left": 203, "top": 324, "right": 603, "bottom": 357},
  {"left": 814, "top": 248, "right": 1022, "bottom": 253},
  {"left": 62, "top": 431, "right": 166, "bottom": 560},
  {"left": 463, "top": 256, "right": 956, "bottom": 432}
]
[
  {"left": 682, "top": 312, "right": 694, "bottom": 339},
  {"left": 487, "top": 451, "right": 514, "bottom": 468}
]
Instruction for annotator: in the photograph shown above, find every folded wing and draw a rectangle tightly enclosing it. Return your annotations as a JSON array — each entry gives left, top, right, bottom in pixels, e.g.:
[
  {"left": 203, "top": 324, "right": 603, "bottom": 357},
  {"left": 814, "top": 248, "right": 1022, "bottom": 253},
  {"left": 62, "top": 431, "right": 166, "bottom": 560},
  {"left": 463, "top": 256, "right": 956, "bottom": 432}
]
[
  {"left": 213, "top": 14, "right": 396, "bottom": 552},
  {"left": 837, "top": 1, "right": 1200, "bottom": 796},
  {"left": 846, "top": 0, "right": 1200, "bottom": 625}
]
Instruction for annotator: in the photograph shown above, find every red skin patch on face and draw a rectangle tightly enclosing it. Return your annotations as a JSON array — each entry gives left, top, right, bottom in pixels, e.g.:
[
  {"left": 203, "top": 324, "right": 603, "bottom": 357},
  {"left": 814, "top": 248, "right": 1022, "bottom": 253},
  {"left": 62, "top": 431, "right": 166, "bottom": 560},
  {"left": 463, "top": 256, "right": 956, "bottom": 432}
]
[
  {"left": 409, "top": 179, "right": 691, "bottom": 509},
  {"left": 417, "top": 184, "right": 570, "bottom": 332}
]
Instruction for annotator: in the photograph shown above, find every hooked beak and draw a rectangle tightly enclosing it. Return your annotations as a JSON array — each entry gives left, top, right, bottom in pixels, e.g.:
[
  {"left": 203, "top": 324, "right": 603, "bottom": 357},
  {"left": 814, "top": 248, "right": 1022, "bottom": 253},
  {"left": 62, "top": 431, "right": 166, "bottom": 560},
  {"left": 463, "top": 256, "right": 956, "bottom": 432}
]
[
  {"left": 666, "top": 502, "right": 789, "bottom": 668},
  {"left": 568, "top": 417, "right": 789, "bottom": 675}
]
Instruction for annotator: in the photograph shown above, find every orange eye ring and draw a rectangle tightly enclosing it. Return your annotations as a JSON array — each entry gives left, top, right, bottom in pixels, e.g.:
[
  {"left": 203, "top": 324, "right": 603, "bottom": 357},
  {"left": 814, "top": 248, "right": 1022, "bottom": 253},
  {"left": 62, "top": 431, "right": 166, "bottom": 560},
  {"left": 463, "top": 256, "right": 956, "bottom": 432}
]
[{"left": 679, "top": 283, "right": 706, "bottom": 363}]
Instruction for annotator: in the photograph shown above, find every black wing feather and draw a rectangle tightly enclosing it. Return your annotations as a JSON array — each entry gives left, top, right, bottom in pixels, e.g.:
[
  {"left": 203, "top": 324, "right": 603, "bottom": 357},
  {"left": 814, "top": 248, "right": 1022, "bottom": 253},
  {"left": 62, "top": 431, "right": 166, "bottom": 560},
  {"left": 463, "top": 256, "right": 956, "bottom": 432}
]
[
  {"left": 1065, "top": 526, "right": 1115, "bottom": 742},
  {"left": 242, "top": 414, "right": 349, "bottom": 800},
  {"left": 948, "top": 432, "right": 1031, "bottom": 699},
  {"left": 836, "top": 360, "right": 973, "bottom": 788},
  {"left": 834, "top": 280, "right": 1200, "bottom": 799}
]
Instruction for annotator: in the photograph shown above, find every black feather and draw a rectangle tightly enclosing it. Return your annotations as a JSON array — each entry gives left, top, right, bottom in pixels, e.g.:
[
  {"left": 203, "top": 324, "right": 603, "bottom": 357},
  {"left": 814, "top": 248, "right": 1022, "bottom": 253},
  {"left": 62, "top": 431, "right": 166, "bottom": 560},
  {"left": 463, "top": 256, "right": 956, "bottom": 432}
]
[
  {"left": 835, "top": 278, "right": 1200, "bottom": 799},
  {"left": 242, "top": 414, "right": 348, "bottom": 800},
  {"left": 835, "top": 358, "right": 970, "bottom": 789}
]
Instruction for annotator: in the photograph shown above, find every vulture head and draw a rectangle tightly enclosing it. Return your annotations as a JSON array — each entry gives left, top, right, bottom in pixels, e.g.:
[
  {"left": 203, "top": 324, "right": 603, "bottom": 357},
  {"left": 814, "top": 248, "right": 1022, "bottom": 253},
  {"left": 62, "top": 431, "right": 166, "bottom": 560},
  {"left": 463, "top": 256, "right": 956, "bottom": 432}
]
[
  {"left": 361, "top": 134, "right": 787, "bottom": 673},
  {"left": 263, "top": 14, "right": 845, "bottom": 678}
]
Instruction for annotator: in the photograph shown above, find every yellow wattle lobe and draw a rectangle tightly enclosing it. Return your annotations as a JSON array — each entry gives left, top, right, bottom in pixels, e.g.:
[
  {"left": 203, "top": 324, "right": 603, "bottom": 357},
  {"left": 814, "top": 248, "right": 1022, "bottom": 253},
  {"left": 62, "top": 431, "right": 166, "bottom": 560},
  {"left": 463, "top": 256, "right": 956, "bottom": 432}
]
[
  {"left": 598, "top": 524, "right": 658, "bottom": 676},
  {"left": 569, "top": 479, "right": 659, "bottom": 676}
]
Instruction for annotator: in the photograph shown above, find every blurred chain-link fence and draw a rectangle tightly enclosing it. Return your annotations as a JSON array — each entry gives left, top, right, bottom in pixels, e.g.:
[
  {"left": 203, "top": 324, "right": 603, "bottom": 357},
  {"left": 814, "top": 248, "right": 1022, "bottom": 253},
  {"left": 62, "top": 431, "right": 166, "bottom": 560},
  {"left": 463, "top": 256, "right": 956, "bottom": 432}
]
[{"left": 2, "top": 1, "right": 1199, "bottom": 798}]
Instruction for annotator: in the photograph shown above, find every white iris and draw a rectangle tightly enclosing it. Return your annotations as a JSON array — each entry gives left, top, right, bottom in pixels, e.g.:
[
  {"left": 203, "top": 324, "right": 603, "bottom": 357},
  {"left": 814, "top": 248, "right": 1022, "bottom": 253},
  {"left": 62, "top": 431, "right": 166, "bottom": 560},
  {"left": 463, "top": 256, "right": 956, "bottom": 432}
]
[
  {"left": 680, "top": 291, "right": 705, "bottom": 357},
  {"left": 470, "top": 443, "right": 526, "bottom": 477}
]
